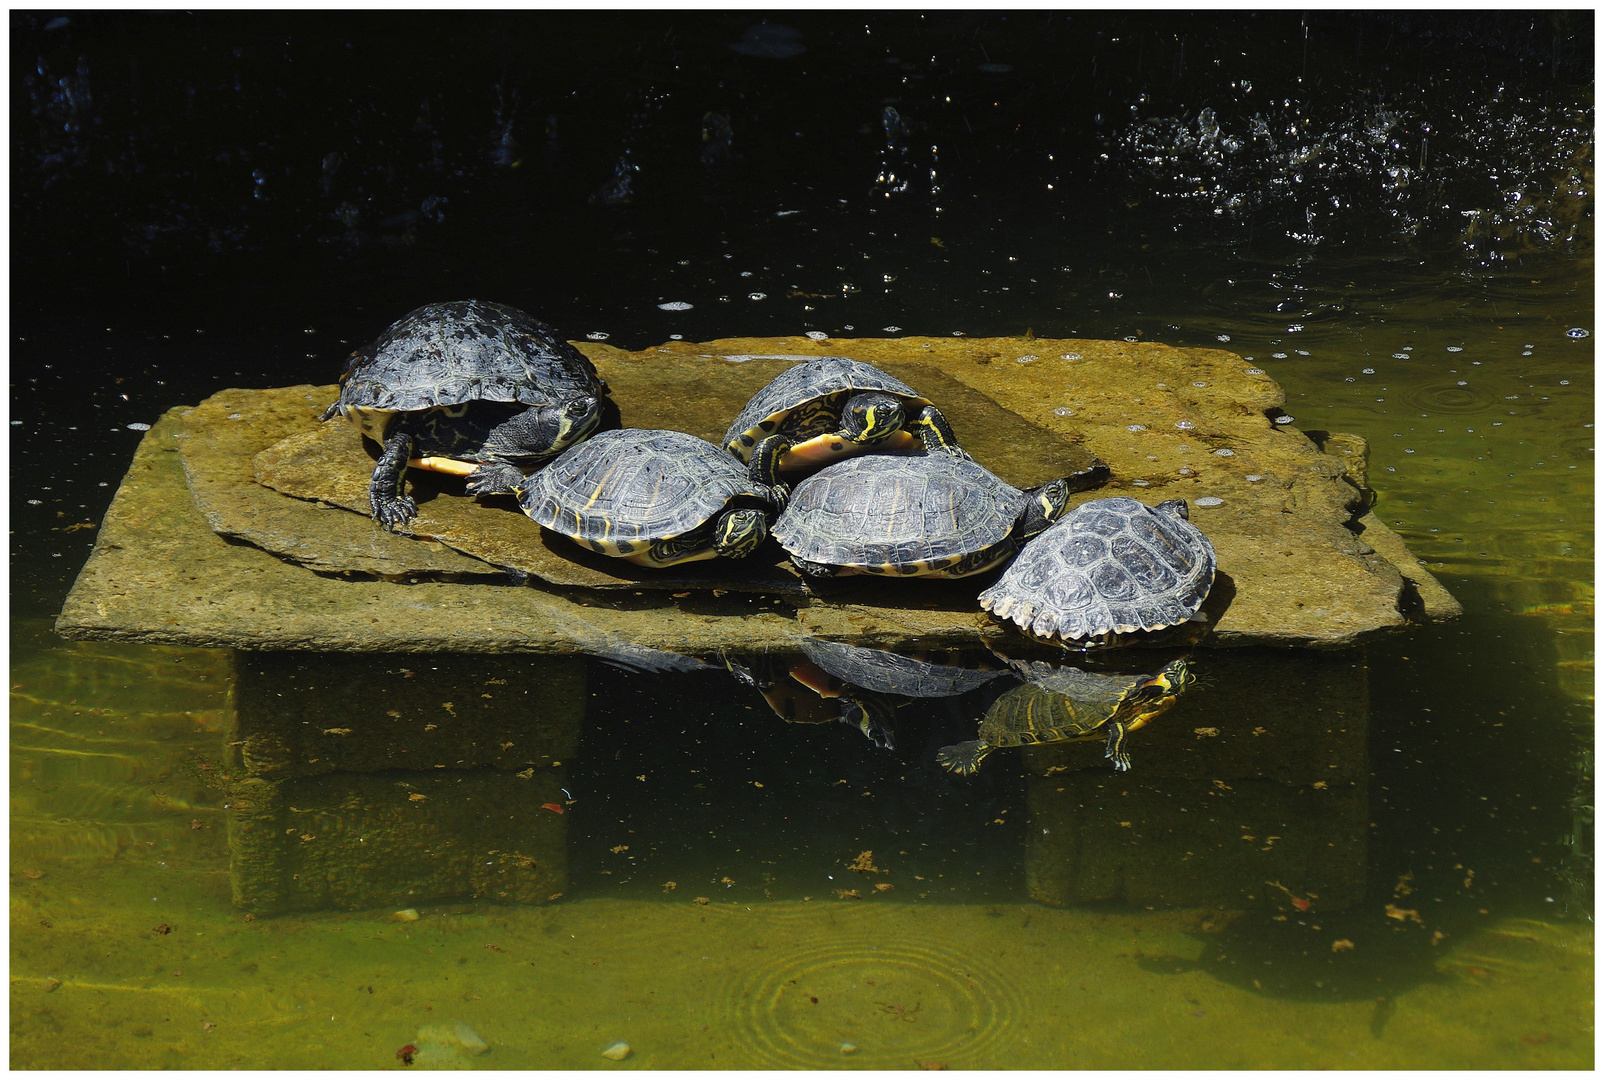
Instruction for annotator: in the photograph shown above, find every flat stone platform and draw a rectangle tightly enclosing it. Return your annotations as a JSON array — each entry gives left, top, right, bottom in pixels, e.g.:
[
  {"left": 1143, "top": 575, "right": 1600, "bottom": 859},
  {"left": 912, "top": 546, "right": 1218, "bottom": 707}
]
[{"left": 55, "top": 336, "right": 1458, "bottom": 653}]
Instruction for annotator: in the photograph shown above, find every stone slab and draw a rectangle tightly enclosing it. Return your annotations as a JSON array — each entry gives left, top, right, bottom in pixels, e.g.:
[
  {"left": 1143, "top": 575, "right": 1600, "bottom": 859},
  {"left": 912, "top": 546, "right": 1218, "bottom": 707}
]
[{"left": 56, "top": 336, "right": 1460, "bottom": 652}]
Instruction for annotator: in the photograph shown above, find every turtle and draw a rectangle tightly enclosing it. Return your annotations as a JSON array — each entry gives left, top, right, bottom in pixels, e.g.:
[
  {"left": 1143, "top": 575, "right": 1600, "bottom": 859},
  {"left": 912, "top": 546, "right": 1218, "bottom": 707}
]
[
  {"left": 722, "top": 356, "right": 960, "bottom": 479},
  {"left": 980, "top": 496, "right": 1216, "bottom": 647},
  {"left": 770, "top": 433, "right": 1084, "bottom": 579},
  {"left": 518, "top": 428, "right": 782, "bottom": 567},
  {"left": 320, "top": 299, "right": 609, "bottom": 528},
  {"left": 936, "top": 658, "right": 1192, "bottom": 774}
]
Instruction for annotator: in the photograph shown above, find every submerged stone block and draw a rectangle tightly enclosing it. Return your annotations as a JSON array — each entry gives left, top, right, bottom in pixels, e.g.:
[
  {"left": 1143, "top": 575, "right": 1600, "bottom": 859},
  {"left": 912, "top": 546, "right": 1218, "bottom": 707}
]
[
  {"left": 1020, "top": 648, "right": 1368, "bottom": 909},
  {"left": 227, "top": 767, "right": 569, "bottom": 914}
]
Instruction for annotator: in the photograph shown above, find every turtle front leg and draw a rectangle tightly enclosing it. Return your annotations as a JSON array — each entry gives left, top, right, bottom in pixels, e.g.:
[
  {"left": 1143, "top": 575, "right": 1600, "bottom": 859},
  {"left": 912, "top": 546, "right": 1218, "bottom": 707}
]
[
  {"left": 839, "top": 693, "right": 899, "bottom": 750},
  {"left": 369, "top": 424, "right": 418, "bottom": 528},
  {"left": 465, "top": 400, "right": 599, "bottom": 498},
  {"left": 1102, "top": 720, "right": 1133, "bottom": 772}
]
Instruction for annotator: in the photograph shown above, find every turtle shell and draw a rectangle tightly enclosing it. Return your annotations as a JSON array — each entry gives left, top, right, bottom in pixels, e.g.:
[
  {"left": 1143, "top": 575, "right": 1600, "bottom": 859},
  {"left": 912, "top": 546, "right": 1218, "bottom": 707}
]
[
  {"left": 796, "top": 638, "right": 1010, "bottom": 699},
  {"left": 772, "top": 453, "right": 1026, "bottom": 576},
  {"left": 520, "top": 429, "right": 774, "bottom": 556},
  {"left": 980, "top": 496, "right": 1216, "bottom": 642},
  {"left": 335, "top": 300, "right": 605, "bottom": 413},
  {"left": 722, "top": 357, "right": 931, "bottom": 461}
]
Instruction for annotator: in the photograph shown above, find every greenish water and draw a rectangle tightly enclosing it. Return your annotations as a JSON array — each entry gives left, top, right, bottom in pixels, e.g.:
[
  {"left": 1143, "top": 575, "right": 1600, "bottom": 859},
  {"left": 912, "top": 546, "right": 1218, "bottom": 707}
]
[{"left": 10, "top": 10, "right": 1592, "bottom": 1070}]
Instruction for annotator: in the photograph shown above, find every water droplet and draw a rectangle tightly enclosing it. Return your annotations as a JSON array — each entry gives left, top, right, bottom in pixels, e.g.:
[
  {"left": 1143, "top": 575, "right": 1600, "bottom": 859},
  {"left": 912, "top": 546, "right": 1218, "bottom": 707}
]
[
  {"left": 657, "top": 301, "right": 693, "bottom": 311},
  {"left": 1196, "top": 496, "right": 1224, "bottom": 507}
]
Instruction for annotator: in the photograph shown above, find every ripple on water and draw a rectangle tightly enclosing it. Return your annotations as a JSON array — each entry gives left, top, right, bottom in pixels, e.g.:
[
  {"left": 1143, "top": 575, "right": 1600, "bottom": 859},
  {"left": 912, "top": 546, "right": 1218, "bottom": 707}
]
[
  {"left": 1396, "top": 380, "right": 1501, "bottom": 416},
  {"left": 719, "top": 931, "right": 1022, "bottom": 1069}
]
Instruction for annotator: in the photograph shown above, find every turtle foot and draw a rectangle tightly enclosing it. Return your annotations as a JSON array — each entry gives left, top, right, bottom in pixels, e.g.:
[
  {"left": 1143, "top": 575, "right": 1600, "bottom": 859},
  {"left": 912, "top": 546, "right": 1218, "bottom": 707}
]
[
  {"left": 936, "top": 741, "right": 989, "bottom": 775},
  {"left": 371, "top": 493, "right": 418, "bottom": 529},
  {"left": 464, "top": 461, "right": 526, "bottom": 497}
]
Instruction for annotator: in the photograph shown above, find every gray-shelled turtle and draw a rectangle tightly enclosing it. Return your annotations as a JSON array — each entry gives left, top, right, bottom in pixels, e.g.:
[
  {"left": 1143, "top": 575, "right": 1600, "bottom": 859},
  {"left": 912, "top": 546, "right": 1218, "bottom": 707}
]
[
  {"left": 722, "top": 356, "right": 959, "bottom": 479},
  {"left": 797, "top": 638, "right": 1011, "bottom": 699},
  {"left": 937, "top": 658, "right": 1192, "bottom": 774},
  {"left": 321, "top": 300, "right": 609, "bottom": 527},
  {"left": 771, "top": 433, "right": 1087, "bottom": 579},
  {"left": 980, "top": 496, "right": 1216, "bottom": 647},
  {"left": 519, "top": 428, "right": 782, "bottom": 567}
]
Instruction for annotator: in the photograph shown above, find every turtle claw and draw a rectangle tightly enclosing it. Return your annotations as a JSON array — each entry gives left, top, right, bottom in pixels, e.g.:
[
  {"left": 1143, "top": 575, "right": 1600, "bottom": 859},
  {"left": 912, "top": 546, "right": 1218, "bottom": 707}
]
[{"left": 371, "top": 493, "right": 418, "bottom": 529}]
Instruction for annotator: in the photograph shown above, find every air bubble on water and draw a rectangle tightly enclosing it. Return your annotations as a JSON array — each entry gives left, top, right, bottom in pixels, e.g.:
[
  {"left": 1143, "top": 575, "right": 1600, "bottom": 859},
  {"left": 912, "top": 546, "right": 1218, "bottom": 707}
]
[
  {"left": 748, "top": 292, "right": 767, "bottom": 301},
  {"left": 1213, "top": 448, "right": 1233, "bottom": 456},
  {"left": 1272, "top": 352, "right": 1288, "bottom": 359},
  {"left": 1191, "top": 381, "right": 1206, "bottom": 388},
  {"left": 1274, "top": 415, "right": 1295, "bottom": 424},
  {"left": 669, "top": 334, "right": 683, "bottom": 340},
  {"left": 807, "top": 331, "right": 829, "bottom": 341},
  {"left": 740, "top": 271, "right": 753, "bottom": 278},
  {"left": 1391, "top": 353, "right": 1409, "bottom": 359},
  {"left": 1245, "top": 368, "right": 1264, "bottom": 375},
  {"left": 1196, "top": 496, "right": 1224, "bottom": 507},
  {"left": 1127, "top": 424, "right": 1147, "bottom": 432},
  {"left": 1457, "top": 380, "right": 1468, "bottom": 386},
  {"left": 1216, "top": 334, "right": 1231, "bottom": 342},
  {"left": 1175, "top": 420, "right": 1195, "bottom": 429},
  {"left": 1447, "top": 346, "right": 1463, "bottom": 352},
  {"left": 586, "top": 332, "right": 610, "bottom": 340},
  {"left": 1123, "top": 336, "right": 1139, "bottom": 343},
  {"left": 1287, "top": 324, "right": 1304, "bottom": 332},
  {"left": 1559, "top": 379, "right": 1570, "bottom": 386},
  {"left": 1130, "top": 479, "right": 1151, "bottom": 486},
  {"left": 1245, "top": 474, "right": 1264, "bottom": 482},
  {"left": 952, "top": 330, "right": 966, "bottom": 337},
  {"left": 127, "top": 422, "right": 151, "bottom": 431},
  {"left": 1016, "top": 354, "right": 1038, "bottom": 364},
  {"left": 27, "top": 498, "right": 41, "bottom": 505},
  {"left": 883, "top": 326, "right": 902, "bottom": 333},
  {"left": 1345, "top": 377, "right": 1355, "bottom": 382},
  {"left": 657, "top": 301, "right": 693, "bottom": 311},
  {"left": 1522, "top": 350, "right": 1533, "bottom": 357},
  {"left": 1061, "top": 353, "right": 1082, "bottom": 360},
  {"left": 1567, "top": 327, "right": 1589, "bottom": 338},
  {"left": 1404, "top": 448, "right": 1416, "bottom": 454},
  {"left": 1054, "top": 407, "right": 1074, "bottom": 417}
]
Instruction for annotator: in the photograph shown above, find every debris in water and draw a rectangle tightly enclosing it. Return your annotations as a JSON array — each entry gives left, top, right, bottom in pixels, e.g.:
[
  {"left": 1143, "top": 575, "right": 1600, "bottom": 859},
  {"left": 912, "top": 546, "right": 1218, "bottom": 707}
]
[{"left": 601, "top": 1041, "right": 631, "bottom": 1060}]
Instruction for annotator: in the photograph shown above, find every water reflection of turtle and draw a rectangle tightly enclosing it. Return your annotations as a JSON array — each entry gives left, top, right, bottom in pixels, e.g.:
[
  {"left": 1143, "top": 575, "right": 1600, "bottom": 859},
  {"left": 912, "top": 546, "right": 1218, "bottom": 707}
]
[
  {"left": 726, "top": 642, "right": 1008, "bottom": 750},
  {"left": 519, "top": 429, "right": 782, "bottom": 567},
  {"left": 722, "top": 357, "right": 954, "bottom": 478},
  {"left": 981, "top": 497, "right": 1216, "bottom": 647},
  {"left": 937, "top": 658, "right": 1192, "bottom": 774},
  {"left": 772, "top": 433, "right": 1091, "bottom": 580},
  {"left": 320, "top": 300, "right": 609, "bottom": 528}
]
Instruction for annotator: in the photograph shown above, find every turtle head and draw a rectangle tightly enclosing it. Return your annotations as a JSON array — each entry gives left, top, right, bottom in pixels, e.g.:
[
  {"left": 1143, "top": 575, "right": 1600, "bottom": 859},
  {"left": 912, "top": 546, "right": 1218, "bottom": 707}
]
[
  {"left": 550, "top": 394, "right": 603, "bottom": 454},
  {"left": 1017, "top": 478, "right": 1073, "bottom": 541},
  {"left": 1156, "top": 498, "right": 1190, "bottom": 521},
  {"left": 840, "top": 391, "right": 906, "bottom": 444},
  {"left": 712, "top": 507, "right": 769, "bottom": 560}
]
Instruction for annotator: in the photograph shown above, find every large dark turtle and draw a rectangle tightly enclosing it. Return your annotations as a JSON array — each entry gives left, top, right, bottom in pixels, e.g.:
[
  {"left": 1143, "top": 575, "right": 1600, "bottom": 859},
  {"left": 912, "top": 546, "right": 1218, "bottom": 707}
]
[
  {"left": 937, "top": 658, "right": 1192, "bottom": 774},
  {"left": 771, "top": 436, "right": 1081, "bottom": 579},
  {"left": 321, "top": 300, "right": 609, "bottom": 528},
  {"left": 980, "top": 497, "right": 1216, "bottom": 647},
  {"left": 722, "top": 357, "right": 959, "bottom": 479},
  {"left": 518, "top": 428, "right": 781, "bottom": 567}
]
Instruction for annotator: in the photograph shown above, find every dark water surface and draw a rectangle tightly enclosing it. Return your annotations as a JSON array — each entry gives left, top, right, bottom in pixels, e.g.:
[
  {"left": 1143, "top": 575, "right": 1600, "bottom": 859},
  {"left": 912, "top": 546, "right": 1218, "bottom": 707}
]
[{"left": 10, "top": 11, "right": 1592, "bottom": 1069}]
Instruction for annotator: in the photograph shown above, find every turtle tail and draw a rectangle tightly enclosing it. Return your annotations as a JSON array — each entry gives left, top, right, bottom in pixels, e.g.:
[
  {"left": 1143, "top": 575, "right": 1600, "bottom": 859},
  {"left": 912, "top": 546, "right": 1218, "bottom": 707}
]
[
  {"left": 936, "top": 740, "right": 992, "bottom": 775},
  {"left": 1103, "top": 720, "right": 1133, "bottom": 772}
]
